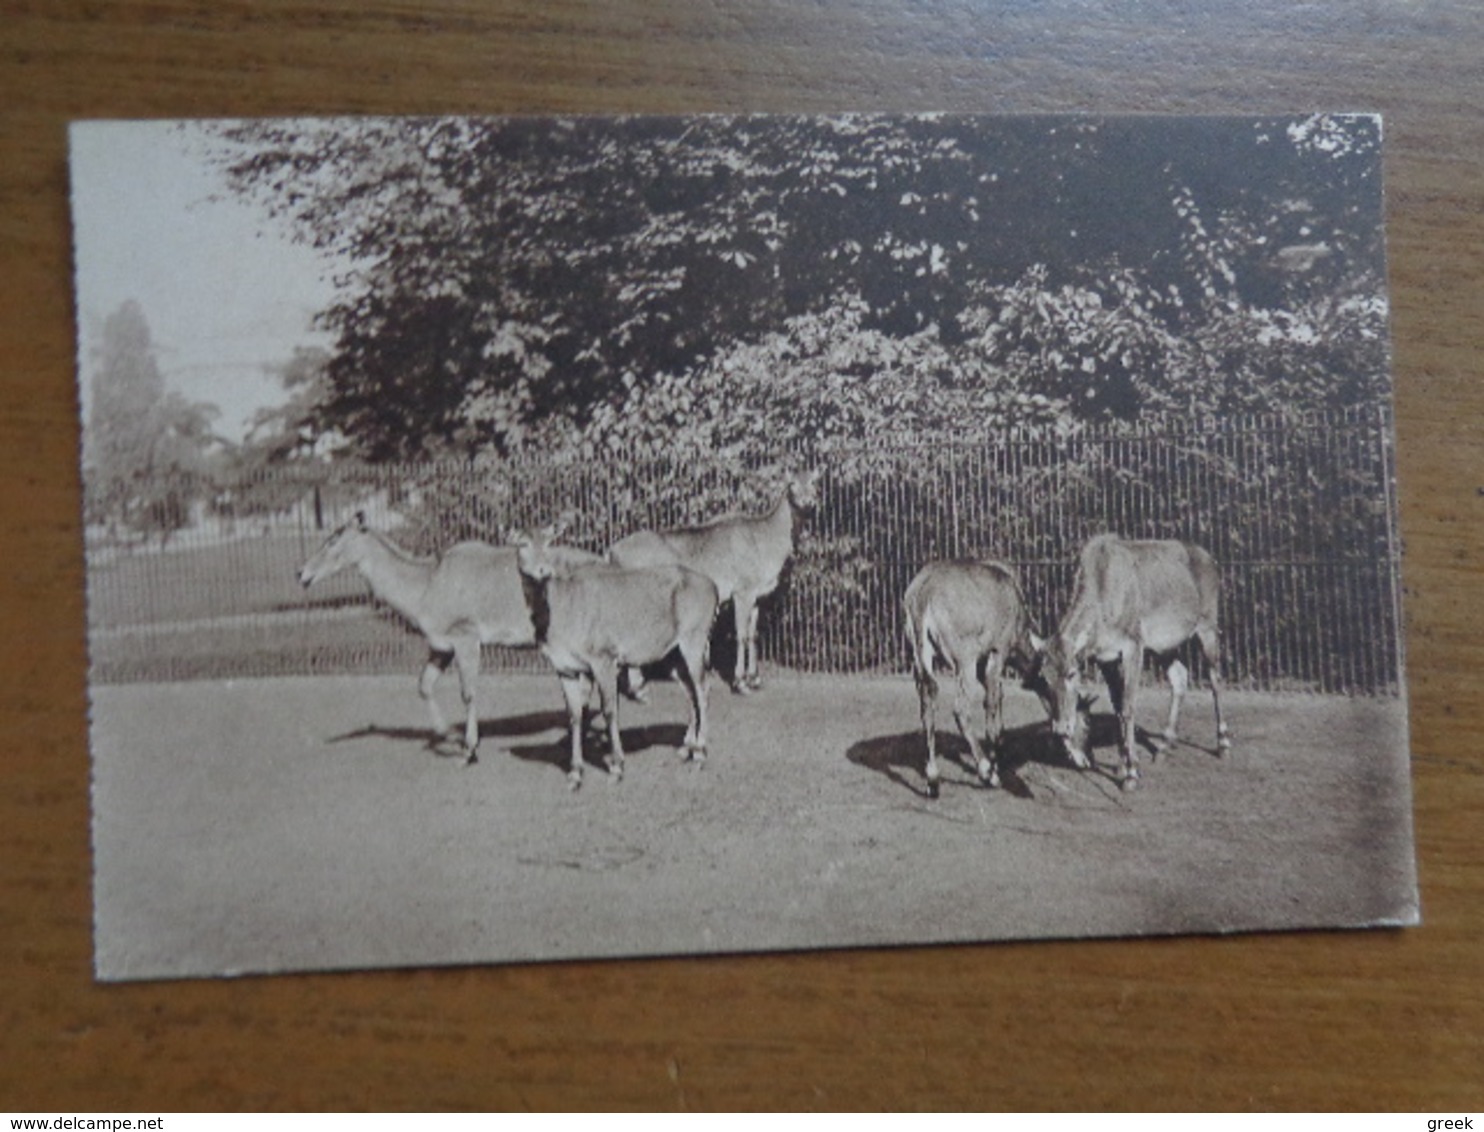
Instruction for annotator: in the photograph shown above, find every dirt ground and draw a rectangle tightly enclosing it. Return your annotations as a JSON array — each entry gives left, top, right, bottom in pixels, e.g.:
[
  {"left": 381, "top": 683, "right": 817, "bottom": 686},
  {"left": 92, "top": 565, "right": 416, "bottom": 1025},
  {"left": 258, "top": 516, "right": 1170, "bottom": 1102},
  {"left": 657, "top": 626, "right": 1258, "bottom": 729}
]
[{"left": 88, "top": 671, "right": 1419, "bottom": 981}]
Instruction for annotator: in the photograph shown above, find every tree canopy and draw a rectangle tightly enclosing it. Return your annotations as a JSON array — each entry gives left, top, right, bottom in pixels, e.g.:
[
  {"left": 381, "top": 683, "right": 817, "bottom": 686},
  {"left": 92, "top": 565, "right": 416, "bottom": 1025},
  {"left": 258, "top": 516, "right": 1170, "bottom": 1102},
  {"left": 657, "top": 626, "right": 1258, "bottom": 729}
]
[
  {"left": 208, "top": 113, "right": 1389, "bottom": 462},
  {"left": 84, "top": 300, "right": 222, "bottom": 539}
]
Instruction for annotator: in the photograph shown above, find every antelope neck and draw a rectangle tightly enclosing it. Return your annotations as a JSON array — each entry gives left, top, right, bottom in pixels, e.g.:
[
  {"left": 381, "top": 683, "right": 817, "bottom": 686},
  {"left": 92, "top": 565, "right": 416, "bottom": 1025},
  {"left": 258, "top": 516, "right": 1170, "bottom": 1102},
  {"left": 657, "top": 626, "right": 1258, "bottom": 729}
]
[
  {"left": 354, "top": 534, "right": 437, "bottom": 623},
  {"left": 763, "top": 488, "right": 802, "bottom": 544},
  {"left": 516, "top": 568, "right": 552, "bottom": 645}
]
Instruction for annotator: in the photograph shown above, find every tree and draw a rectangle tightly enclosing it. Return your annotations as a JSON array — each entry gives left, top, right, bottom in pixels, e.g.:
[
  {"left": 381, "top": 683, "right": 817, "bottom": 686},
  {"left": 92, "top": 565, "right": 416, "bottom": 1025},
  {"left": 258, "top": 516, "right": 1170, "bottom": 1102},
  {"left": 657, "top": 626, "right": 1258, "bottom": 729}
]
[
  {"left": 84, "top": 300, "right": 221, "bottom": 541},
  {"left": 239, "top": 346, "right": 339, "bottom": 463},
  {"left": 207, "top": 113, "right": 1389, "bottom": 460}
]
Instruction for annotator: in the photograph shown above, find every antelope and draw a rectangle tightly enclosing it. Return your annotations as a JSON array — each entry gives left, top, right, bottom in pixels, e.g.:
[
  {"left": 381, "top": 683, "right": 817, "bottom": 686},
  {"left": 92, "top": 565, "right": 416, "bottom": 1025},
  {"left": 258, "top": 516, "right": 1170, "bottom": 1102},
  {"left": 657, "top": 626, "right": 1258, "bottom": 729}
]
[
  {"left": 297, "top": 511, "right": 599, "bottom": 764},
  {"left": 1040, "top": 534, "right": 1232, "bottom": 790},
  {"left": 510, "top": 524, "right": 719, "bottom": 790},
  {"left": 903, "top": 559, "right": 1055, "bottom": 798},
  {"left": 607, "top": 468, "right": 820, "bottom": 694}
]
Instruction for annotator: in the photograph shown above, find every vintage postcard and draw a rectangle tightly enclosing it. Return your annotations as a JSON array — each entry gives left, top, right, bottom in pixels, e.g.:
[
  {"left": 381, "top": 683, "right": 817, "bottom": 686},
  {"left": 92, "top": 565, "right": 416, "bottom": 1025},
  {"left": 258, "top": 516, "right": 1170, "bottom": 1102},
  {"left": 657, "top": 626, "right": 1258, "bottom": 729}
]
[{"left": 71, "top": 114, "right": 1416, "bottom": 981}]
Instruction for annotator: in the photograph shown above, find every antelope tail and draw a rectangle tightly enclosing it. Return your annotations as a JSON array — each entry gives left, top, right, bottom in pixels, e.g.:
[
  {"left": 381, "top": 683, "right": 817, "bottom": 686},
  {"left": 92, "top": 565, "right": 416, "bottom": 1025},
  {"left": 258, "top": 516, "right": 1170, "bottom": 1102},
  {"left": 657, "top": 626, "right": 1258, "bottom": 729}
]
[{"left": 912, "top": 611, "right": 953, "bottom": 678}]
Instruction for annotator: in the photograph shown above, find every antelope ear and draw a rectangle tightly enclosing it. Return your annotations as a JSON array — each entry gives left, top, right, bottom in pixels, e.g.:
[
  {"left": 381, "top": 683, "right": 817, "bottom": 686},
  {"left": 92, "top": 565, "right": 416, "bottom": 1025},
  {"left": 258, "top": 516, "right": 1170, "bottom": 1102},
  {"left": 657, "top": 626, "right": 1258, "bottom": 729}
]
[
  {"left": 1028, "top": 631, "right": 1046, "bottom": 653},
  {"left": 551, "top": 512, "right": 575, "bottom": 539},
  {"left": 506, "top": 527, "right": 531, "bottom": 548},
  {"left": 1077, "top": 692, "right": 1099, "bottom": 712}
]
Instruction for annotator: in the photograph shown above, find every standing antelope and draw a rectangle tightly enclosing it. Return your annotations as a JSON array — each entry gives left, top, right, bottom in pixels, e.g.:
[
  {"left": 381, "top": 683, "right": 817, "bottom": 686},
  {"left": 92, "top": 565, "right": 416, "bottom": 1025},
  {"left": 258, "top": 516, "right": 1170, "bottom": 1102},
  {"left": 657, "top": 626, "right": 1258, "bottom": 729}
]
[
  {"left": 903, "top": 559, "right": 1054, "bottom": 798},
  {"left": 297, "top": 511, "right": 599, "bottom": 765},
  {"left": 1040, "top": 534, "right": 1232, "bottom": 790},
  {"left": 510, "top": 524, "right": 719, "bottom": 790},
  {"left": 607, "top": 468, "right": 820, "bottom": 694}
]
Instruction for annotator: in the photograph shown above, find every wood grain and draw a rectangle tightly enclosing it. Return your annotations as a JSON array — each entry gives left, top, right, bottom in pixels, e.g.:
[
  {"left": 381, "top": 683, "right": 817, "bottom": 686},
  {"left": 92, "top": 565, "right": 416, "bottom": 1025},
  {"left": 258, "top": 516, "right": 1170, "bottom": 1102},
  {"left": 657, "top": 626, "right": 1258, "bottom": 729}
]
[{"left": 2, "top": 1, "right": 1481, "bottom": 1111}]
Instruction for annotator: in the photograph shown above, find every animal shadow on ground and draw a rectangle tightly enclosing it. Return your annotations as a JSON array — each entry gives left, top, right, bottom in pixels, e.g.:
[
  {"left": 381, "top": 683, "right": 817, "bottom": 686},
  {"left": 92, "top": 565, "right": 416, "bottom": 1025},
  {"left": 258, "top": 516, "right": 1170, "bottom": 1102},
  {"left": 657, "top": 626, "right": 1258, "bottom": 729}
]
[
  {"left": 1093, "top": 712, "right": 1228, "bottom": 762},
  {"left": 326, "top": 710, "right": 690, "bottom": 779},
  {"left": 326, "top": 710, "right": 570, "bottom": 762},
  {"left": 849, "top": 720, "right": 1075, "bottom": 801},
  {"left": 846, "top": 704, "right": 1196, "bottom": 799},
  {"left": 505, "top": 720, "right": 693, "bottom": 781}
]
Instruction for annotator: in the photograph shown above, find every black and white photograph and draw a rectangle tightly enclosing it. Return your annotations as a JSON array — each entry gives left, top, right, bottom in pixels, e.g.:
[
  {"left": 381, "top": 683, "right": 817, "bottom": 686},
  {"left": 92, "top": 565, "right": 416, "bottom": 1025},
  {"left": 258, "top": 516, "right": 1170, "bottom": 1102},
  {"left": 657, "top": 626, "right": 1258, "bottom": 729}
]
[{"left": 71, "top": 113, "right": 1418, "bottom": 982}]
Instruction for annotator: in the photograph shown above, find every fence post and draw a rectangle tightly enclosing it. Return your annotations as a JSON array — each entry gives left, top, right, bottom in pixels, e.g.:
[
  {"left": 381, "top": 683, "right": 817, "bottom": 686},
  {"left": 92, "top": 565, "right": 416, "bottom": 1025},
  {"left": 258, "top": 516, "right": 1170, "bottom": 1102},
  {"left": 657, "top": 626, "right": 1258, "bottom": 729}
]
[{"left": 947, "top": 455, "right": 960, "bottom": 558}]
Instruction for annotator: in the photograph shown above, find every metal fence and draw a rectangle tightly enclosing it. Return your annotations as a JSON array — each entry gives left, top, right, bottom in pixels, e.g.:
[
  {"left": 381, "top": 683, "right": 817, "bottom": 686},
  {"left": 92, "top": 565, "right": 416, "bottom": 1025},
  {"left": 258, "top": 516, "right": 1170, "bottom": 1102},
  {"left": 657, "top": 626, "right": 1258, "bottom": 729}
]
[{"left": 86, "top": 404, "right": 1404, "bottom": 694}]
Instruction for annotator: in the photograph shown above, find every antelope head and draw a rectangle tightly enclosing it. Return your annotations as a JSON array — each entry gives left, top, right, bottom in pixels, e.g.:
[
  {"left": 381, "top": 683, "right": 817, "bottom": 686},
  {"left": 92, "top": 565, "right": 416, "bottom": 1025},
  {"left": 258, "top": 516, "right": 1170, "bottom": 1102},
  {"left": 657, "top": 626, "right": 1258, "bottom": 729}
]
[
  {"left": 1034, "top": 632, "right": 1095, "bottom": 759},
  {"left": 508, "top": 522, "right": 567, "bottom": 582},
  {"left": 298, "top": 510, "right": 371, "bottom": 588}
]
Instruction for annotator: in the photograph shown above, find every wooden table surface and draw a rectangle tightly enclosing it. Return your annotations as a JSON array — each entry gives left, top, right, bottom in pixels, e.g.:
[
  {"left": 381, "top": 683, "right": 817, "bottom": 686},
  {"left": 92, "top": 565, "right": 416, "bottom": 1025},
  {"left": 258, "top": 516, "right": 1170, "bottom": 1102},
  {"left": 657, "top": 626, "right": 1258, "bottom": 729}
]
[{"left": 2, "top": 1, "right": 1481, "bottom": 1112}]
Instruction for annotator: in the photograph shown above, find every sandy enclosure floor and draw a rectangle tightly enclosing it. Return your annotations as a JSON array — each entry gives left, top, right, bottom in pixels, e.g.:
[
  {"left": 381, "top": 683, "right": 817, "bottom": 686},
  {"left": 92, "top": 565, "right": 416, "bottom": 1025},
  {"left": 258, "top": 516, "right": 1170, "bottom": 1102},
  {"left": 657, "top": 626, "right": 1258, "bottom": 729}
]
[{"left": 88, "top": 673, "right": 1418, "bottom": 980}]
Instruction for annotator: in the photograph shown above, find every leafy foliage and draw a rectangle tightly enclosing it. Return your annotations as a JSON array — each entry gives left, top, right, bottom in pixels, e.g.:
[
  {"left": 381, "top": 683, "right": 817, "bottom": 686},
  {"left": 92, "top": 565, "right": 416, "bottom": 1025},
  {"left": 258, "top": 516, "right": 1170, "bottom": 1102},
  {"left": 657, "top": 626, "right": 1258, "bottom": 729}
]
[
  {"left": 83, "top": 301, "right": 223, "bottom": 541},
  {"left": 207, "top": 114, "right": 1390, "bottom": 462},
  {"left": 239, "top": 346, "right": 339, "bottom": 462}
]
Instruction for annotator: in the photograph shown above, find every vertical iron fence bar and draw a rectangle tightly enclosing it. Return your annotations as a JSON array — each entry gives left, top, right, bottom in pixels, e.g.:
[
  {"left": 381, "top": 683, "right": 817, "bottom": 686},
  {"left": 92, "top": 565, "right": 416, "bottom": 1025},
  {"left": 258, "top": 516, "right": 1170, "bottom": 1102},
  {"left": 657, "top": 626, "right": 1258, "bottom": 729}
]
[
  {"left": 1355, "top": 418, "right": 1376, "bottom": 692},
  {"left": 1258, "top": 421, "right": 1270, "bottom": 691},
  {"left": 820, "top": 463, "right": 834, "bottom": 673},
  {"left": 1261, "top": 416, "right": 1281, "bottom": 688},
  {"left": 1374, "top": 403, "right": 1402, "bottom": 692},
  {"left": 1346, "top": 418, "right": 1362, "bottom": 692},
  {"left": 1245, "top": 419, "right": 1264, "bottom": 688},
  {"left": 1365, "top": 412, "right": 1388, "bottom": 691},
  {"left": 1324, "top": 420, "right": 1345, "bottom": 692},
  {"left": 890, "top": 452, "right": 909, "bottom": 669},
  {"left": 831, "top": 459, "right": 847, "bottom": 675},
  {"left": 1236, "top": 419, "right": 1255, "bottom": 688},
  {"left": 1195, "top": 421, "right": 1211, "bottom": 685},
  {"left": 1280, "top": 417, "right": 1307, "bottom": 689},
  {"left": 1316, "top": 418, "right": 1335, "bottom": 692},
  {"left": 1338, "top": 418, "right": 1359, "bottom": 693},
  {"left": 946, "top": 451, "right": 961, "bottom": 559}
]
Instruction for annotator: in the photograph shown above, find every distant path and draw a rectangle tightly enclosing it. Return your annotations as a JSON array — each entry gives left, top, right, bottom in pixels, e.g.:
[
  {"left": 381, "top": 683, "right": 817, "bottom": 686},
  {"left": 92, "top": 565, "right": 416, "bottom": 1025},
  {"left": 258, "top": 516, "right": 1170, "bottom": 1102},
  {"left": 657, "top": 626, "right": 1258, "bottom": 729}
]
[{"left": 89, "top": 604, "right": 373, "bottom": 639}]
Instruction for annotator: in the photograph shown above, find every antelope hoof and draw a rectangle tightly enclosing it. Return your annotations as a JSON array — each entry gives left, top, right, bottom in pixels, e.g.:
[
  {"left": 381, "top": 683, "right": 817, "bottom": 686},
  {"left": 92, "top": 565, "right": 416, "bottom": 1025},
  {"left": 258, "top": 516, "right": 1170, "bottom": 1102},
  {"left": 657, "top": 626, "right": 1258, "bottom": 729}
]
[
  {"left": 567, "top": 770, "right": 583, "bottom": 791},
  {"left": 681, "top": 744, "right": 707, "bottom": 766},
  {"left": 927, "top": 782, "right": 940, "bottom": 801},
  {"left": 730, "top": 680, "right": 754, "bottom": 696},
  {"left": 606, "top": 759, "right": 624, "bottom": 781},
  {"left": 1120, "top": 772, "right": 1141, "bottom": 793},
  {"left": 463, "top": 748, "right": 479, "bottom": 767},
  {"left": 1218, "top": 732, "right": 1233, "bottom": 756},
  {"left": 1068, "top": 748, "right": 1092, "bottom": 771}
]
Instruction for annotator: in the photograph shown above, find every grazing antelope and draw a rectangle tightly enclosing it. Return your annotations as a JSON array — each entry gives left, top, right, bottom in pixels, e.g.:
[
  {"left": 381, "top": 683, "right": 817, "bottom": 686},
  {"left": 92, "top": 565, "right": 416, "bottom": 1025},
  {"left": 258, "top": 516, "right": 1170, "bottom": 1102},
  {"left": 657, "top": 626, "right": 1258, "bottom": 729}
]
[
  {"left": 297, "top": 511, "right": 599, "bottom": 764},
  {"left": 510, "top": 524, "right": 719, "bottom": 790},
  {"left": 903, "top": 560, "right": 1055, "bottom": 798},
  {"left": 608, "top": 468, "right": 820, "bottom": 694},
  {"left": 1040, "top": 534, "right": 1232, "bottom": 790}
]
